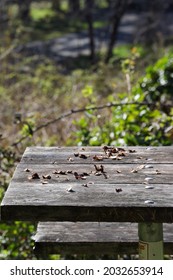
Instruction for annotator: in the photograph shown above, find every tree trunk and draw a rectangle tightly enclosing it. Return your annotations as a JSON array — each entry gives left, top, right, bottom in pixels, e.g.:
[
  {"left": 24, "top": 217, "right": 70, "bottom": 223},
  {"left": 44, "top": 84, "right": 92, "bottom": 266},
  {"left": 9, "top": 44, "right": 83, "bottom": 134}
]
[
  {"left": 69, "top": 0, "right": 80, "bottom": 13},
  {"left": 0, "top": 0, "right": 8, "bottom": 26},
  {"left": 135, "top": 0, "right": 167, "bottom": 45},
  {"left": 105, "top": 0, "right": 129, "bottom": 63},
  {"left": 52, "top": 0, "right": 61, "bottom": 11},
  {"left": 85, "top": 0, "right": 95, "bottom": 63},
  {"left": 18, "top": 0, "right": 30, "bottom": 21}
]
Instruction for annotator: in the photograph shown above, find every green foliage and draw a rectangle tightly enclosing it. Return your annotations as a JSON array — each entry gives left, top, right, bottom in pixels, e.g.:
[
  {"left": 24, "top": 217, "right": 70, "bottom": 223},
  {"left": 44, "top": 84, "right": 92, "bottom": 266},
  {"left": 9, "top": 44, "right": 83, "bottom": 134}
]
[
  {"left": 73, "top": 100, "right": 172, "bottom": 147},
  {"left": 0, "top": 221, "right": 36, "bottom": 260},
  {"left": 138, "top": 54, "right": 173, "bottom": 106},
  {"left": 31, "top": 3, "right": 55, "bottom": 21},
  {"left": 0, "top": 147, "right": 16, "bottom": 193},
  {"left": 72, "top": 53, "right": 173, "bottom": 147}
]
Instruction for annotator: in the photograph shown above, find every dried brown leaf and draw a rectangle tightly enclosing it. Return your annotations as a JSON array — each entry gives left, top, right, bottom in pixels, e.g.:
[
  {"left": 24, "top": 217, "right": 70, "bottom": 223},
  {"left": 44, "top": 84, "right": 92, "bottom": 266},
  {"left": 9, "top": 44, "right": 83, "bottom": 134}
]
[
  {"left": 66, "top": 187, "right": 75, "bottom": 193},
  {"left": 74, "top": 153, "right": 79, "bottom": 157},
  {"left": 30, "top": 172, "right": 40, "bottom": 179},
  {"left": 53, "top": 170, "right": 67, "bottom": 175},
  {"left": 94, "top": 164, "right": 104, "bottom": 173},
  {"left": 42, "top": 174, "right": 51, "bottom": 179},
  {"left": 129, "top": 149, "right": 136, "bottom": 153},
  {"left": 116, "top": 188, "right": 122, "bottom": 193},
  {"left": 79, "top": 154, "right": 88, "bottom": 159},
  {"left": 82, "top": 183, "right": 89, "bottom": 188},
  {"left": 93, "top": 155, "right": 105, "bottom": 161},
  {"left": 24, "top": 168, "right": 31, "bottom": 172},
  {"left": 74, "top": 172, "right": 87, "bottom": 180}
]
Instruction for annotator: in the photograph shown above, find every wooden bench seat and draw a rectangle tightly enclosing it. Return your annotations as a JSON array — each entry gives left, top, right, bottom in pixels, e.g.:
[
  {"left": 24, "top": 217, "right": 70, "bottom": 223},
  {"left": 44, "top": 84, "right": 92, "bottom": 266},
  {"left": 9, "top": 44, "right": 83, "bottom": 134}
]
[{"left": 33, "top": 222, "right": 173, "bottom": 257}]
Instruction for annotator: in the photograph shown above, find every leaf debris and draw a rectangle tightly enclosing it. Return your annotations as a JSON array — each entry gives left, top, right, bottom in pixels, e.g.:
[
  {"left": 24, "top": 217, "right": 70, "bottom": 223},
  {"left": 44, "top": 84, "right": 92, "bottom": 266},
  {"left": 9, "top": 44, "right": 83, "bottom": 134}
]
[
  {"left": 82, "top": 183, "right": 89, "bottom": 188},
  {"left": 42, "top": 174, "right": 51, "bottom": 179},
  {"left": 74, "top": 172, "right": 88, "bottom": 180},
  {"left": 94, "top": 164, "right": 108, "bottom": 179},
  {"left": 53, "top": 170, "right": 67, "bottom": 175},
  {"left": 28, "top": 172, "right": 40, "bottom": 180},
  {"left": 74, "top": 153, "right": 89, "bottom": 159},
  {"left": 24, "top": 168, "right": 31, "bottom": 172},
  {"left": 66, "top": 187, "right": 75, "bottom": 193},
  {"left": 116, "top": 188, "right": 122, "bottom": 193}
]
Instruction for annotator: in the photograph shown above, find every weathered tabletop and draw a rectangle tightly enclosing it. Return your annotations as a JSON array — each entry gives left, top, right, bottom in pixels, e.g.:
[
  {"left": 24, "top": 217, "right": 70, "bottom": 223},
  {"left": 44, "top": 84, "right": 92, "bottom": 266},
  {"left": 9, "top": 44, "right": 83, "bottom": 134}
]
[{"left": 1, "top": 146, "right": 173, "bottom": 222}]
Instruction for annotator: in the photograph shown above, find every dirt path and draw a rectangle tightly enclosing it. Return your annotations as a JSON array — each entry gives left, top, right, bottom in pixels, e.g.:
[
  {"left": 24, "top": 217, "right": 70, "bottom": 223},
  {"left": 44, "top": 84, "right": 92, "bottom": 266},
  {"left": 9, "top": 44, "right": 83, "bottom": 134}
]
[{"left": 18, "top": 12, "right": 173, "bottom": 61}]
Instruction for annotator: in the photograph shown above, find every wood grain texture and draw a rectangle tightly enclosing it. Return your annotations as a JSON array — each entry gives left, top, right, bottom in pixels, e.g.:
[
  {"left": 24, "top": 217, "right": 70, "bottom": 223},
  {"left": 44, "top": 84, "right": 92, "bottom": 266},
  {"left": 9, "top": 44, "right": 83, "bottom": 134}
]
[
  {"left": 21, "top": 146, "right": 173, "bottom": 164},
  {"left": 1, "top": 146, "right": 173, "bottom": 222},
  {"left": 34, "top": 222, "right": 173, "bottom": 255}
]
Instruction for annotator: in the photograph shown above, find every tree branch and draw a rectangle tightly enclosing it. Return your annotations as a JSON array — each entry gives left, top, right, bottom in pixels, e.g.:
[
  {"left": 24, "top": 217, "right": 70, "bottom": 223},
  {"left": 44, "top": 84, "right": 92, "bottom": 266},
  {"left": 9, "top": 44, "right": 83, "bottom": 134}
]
[
  {"left": 12, "top": 101, "right": 170, "bottom": 146},
  {"left": 0, "top": 44, "right": 16, "bottom": 61}
]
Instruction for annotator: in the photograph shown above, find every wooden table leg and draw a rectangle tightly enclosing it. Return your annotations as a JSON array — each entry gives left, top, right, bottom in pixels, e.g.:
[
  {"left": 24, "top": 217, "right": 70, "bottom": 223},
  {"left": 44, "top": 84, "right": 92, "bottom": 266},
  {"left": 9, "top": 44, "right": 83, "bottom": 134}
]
[{"left": 138, "top": 223, "right": 163, "bottom": 260}]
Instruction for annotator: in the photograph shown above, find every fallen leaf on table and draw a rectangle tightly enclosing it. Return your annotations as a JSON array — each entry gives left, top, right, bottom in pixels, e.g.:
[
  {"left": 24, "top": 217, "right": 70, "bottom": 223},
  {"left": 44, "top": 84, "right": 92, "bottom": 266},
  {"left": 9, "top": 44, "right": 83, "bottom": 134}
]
[
  {"left": 66, "top": 187, "right": 75, "bottom": 193},
  {"left": 82, "top": 183, "right": 89, "bottom": 188},
  {"left": 94, "top": 164, "right": 104, "bottom": 173},
  {"left": 116, "top": 188, "right": 122, "bottom": 193},
  {"left": 53, "top": 170, "right": 67, "bottom": 175},
  {"left": 24, "top": 168, "right": 31, "bottom": 172},
  {"left": 79, "top": 154, "right": 89, "bottom": 159},
  {"left": 129, "top": 149, "right": 136, "bottom": 153},
  {"left": 93, "top": 155, "right": 105, "bottom": 161},
  {"left": 42, "top": 174, "right": 51, "bottom": 179},
  {"left": 74, "top": 172, "right": 87, "bottom": 180},
  {"left": 28, "top": 172, "right": 40, "bottom": 180}
]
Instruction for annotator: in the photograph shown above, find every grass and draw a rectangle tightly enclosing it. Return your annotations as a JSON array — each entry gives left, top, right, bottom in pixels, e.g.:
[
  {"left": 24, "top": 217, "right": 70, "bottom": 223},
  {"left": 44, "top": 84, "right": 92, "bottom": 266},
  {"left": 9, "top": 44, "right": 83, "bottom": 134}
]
[{"left": 30, "top": 4, "right": 56, "bottom": 21}]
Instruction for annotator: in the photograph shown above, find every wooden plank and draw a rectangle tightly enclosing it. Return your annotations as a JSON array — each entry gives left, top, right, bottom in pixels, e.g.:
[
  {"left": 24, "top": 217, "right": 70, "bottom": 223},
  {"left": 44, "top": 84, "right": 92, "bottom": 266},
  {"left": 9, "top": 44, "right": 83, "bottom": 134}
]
[
  {"left": 34, "top": 222, "right": 173, "bottom": 255},
  {"left": 12, "top": 163, "right": 173, "bottom": 185},
  {"left": 17, "top": 163, "right": 173, "bottom": 174},
  {"left": 23, "top": 146, "right": 173, "bottom": 155},
  {"left": 1, "top": 182, "right": 173, "bottom": 222},
  {"left": 21, "top": 146, "right": 173, "bottom": 164}
]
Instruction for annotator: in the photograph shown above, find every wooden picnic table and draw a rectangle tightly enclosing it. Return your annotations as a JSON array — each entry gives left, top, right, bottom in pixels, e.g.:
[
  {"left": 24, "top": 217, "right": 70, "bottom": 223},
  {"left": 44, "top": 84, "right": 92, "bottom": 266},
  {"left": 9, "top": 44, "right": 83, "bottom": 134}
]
[{"left": 1, "top": 146, "right": 173, "bottom": 259}]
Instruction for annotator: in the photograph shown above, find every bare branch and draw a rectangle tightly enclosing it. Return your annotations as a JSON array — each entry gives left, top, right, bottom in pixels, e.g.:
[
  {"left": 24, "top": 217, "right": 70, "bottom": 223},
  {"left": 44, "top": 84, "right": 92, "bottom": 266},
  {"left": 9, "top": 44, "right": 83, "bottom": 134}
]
[
  {"left": 12, "top": 101, "right": 170, "bottom": 147},
  {"left": 0, "top": 44, "right": 16, "bottom": 61}
]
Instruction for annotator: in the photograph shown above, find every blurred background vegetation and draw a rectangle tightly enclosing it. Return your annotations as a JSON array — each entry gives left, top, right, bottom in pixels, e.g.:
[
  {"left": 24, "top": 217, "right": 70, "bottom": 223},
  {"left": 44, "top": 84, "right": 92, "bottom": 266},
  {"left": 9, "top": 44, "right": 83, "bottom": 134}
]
[{"left": 0, "top": 0, "right": 173, "bottom": 259}]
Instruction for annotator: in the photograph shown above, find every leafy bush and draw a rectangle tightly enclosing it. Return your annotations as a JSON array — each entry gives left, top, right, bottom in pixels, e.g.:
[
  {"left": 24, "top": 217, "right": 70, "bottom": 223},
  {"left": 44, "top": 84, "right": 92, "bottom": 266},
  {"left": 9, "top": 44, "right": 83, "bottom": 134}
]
[
  {"left": 0, "top": 221, "right": 36, "bottom": 260},
  {"left": 72, "top": 53, "right": 173, "bottom": 146},
  {"left": 138, "top": 54, "right": 173, "bottom": 113}
]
